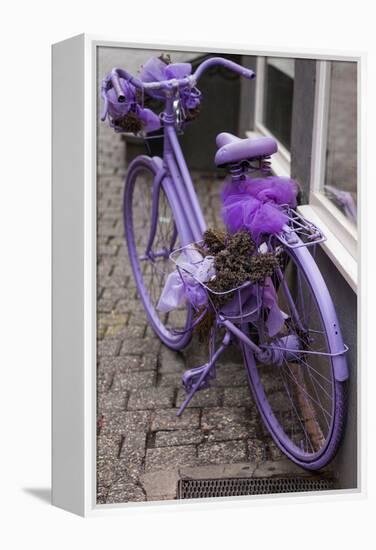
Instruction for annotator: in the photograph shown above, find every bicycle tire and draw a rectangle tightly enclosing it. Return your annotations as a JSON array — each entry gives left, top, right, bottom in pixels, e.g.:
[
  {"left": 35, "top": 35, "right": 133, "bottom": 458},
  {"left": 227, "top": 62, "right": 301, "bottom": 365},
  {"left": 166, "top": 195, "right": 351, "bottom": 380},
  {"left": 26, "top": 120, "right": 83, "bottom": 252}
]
[
  {"left": 242, "top": 242, "right": 347, "bottom": 470},
  {"left": 124, "top": 155, "right": 192, "bottom": 350}
]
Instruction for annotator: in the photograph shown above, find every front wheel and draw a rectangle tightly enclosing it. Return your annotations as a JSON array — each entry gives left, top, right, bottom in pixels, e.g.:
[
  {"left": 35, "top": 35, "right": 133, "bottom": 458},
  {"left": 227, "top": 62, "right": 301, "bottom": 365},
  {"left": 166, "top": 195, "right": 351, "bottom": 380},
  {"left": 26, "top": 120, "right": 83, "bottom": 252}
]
[
  {"left": 124, "top": 156, "right": 192, "bottom": 350},
  {"left": 242, "top": 243, "right": 348, "bottom": 470}
]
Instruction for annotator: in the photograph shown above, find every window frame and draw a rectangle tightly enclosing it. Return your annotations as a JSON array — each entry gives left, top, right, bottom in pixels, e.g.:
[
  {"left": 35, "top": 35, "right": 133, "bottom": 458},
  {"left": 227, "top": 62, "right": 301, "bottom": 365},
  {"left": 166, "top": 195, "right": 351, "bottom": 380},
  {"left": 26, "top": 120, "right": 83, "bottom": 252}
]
[{"left": 309, "top": 60, "right": 358, "bottom": 260}]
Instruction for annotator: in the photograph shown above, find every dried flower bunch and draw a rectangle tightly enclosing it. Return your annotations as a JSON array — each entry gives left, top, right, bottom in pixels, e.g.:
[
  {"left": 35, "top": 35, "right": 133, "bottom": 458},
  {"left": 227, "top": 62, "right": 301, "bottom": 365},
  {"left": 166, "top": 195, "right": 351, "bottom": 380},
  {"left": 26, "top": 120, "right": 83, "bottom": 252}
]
[
  {"left": 194, "top": 229, "right": 279, "bottom": 314},
  {"left": 193, "top": 228, "right": 279, "bottom": 338},
  {"left": 113, "top": 111, "right": 144, "bottom": 134},
  {"left": 202, "top": 228, "right": 278, "bottom": 299}
]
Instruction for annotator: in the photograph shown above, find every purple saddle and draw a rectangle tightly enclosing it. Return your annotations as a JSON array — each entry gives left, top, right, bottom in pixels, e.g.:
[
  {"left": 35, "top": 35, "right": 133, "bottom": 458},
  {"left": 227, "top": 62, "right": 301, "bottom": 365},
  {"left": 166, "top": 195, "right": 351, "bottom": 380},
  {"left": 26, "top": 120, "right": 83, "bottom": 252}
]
[{"left": 214, "top": 132, "right": 278, "bottom": 167}]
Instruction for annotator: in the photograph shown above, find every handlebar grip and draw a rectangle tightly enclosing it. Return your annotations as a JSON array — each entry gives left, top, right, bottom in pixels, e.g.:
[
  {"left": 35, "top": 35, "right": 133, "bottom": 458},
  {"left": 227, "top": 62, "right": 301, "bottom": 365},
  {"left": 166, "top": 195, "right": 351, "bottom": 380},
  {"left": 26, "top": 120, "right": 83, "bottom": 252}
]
[
  {"left": 193, "top": 57, "right": 255, "bottom": 82},
  {"left": 111, "top": 72, "right": 126, "bottom": 103},
  {"left": 243, "top": 68, "right": 256, "bottom": 80}
]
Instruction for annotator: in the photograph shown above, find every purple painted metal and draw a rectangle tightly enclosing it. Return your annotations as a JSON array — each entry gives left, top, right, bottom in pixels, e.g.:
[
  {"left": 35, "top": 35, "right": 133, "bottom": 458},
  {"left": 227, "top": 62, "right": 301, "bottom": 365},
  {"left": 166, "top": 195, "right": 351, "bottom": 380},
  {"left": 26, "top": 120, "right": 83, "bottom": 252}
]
[
  {"left": 215, "top": 133, "right": 278, "bottom": 166},
  {"left": 177, "top": 331, "right": 231, "bottom": 416},
  {"left": 165, "top": 125, "right": 206, "bottom": 239}
]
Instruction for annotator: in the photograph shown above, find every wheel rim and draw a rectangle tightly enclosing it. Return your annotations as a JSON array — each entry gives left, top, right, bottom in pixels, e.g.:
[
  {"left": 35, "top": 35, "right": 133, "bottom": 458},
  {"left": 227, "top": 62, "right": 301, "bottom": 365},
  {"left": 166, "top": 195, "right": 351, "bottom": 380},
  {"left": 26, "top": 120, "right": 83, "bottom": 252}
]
[
  {"left": 124, "top": 162, "right": 191, "bottom": 345},
  {"left": 245, "top": 246, "right": 341, "bottom": 464}
]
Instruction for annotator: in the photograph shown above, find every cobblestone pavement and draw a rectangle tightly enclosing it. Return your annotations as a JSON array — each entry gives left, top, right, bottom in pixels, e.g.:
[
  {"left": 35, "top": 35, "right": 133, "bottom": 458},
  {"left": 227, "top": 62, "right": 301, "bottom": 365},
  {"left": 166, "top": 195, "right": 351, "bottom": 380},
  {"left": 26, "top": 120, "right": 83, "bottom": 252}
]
[{"left": 96, "top": 127, "right": 309, "bottom": 504}]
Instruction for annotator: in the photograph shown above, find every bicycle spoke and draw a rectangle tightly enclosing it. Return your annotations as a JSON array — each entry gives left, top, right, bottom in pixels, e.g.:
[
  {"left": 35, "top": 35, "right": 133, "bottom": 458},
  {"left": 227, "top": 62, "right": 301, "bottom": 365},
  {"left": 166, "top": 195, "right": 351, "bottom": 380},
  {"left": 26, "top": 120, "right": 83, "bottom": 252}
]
[{"left": 252, "top": 244, "right": 338, "bottom": 458}]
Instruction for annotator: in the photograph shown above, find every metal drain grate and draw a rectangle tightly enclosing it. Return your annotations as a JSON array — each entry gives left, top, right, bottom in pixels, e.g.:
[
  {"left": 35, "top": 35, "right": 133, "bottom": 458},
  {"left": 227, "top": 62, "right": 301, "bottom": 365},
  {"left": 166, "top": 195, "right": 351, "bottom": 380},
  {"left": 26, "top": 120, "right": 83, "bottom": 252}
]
[{"left": 178, "top": 477, "right": 334, "bottom": 499}]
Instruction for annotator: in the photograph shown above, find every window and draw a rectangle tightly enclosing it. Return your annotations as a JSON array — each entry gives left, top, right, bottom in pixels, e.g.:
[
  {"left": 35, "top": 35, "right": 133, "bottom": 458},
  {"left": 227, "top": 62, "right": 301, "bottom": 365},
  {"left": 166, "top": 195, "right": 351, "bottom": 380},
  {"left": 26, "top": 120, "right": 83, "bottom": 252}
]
[
  {"left": 324, "top": 62, "right": 357, "bottom": 225},
  {"left": 299, "top": 58, "right": 359, "bottom": 292},
  {"left": 310, "top": 60, "right": 358, "bottom": 260},
  {"left": 251, "top": 56, "right": 295, "bottom": 177}
]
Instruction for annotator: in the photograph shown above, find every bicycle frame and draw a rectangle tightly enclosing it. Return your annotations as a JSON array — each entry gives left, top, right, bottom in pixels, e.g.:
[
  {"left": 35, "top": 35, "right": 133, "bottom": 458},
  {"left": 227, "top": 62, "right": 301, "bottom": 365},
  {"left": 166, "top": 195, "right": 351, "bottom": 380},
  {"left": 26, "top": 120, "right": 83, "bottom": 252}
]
[{"left": 145, "top": 94, "right": 207, "bottom": 251}]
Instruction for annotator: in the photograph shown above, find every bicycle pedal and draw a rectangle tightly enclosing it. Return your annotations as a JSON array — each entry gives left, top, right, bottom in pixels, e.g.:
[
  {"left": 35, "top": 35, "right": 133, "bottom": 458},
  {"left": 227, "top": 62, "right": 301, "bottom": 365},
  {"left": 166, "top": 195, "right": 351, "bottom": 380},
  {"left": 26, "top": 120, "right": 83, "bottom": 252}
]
[{"left": 182, "top": 363, "right": 216, "bottom": 393}]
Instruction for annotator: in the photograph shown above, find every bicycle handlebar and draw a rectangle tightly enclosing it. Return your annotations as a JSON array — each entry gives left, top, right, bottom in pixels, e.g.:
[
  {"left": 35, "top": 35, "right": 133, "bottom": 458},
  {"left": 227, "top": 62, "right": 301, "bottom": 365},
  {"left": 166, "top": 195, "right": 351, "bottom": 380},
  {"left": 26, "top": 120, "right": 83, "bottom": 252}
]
[
  {"left": 108, "top": 57, "right": 255, "bottom": 102},
  {"left": 193, "top": 57, "right": 255, "bottom": 82}
]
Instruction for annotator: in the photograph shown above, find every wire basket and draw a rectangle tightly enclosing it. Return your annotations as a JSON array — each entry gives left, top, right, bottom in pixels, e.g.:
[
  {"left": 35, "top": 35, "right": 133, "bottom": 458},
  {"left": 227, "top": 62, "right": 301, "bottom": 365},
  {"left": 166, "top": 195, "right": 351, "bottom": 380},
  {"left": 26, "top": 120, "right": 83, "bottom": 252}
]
[{"left": 169, "top": 242, "right": 263, "bottom": 323}]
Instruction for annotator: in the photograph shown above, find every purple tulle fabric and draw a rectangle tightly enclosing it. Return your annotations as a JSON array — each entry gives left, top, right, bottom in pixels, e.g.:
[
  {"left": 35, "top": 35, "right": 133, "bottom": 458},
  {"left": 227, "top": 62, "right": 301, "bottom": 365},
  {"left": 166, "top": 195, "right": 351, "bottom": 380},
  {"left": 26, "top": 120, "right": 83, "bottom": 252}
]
[
  {"left": 221, "top": 176, "right": 298, "bottom": 239},
  {"left": 102, "top": 73, "right": 161, "bottom": 133},
  {"left": 139, "top": 58, "right": 193, "bottom": 99},
  {"left": 139, "top": 57, "right": 201, "bottom": 111}
]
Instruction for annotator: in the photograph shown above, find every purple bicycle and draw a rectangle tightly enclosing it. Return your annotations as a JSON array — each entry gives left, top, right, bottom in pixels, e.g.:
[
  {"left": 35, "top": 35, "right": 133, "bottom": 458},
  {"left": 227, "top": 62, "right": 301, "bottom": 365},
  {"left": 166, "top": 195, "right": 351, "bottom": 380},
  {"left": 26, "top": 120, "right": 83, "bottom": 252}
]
[{"left": 101, "top": 55, "right": 349, "bottom": 470}]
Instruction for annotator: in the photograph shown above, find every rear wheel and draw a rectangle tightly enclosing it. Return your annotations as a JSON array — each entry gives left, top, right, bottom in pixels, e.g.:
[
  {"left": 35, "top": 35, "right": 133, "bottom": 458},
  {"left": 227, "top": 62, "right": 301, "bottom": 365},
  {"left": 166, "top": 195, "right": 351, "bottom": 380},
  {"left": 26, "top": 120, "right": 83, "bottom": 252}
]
[
  {"left": 242, "top": 243, "right": 347, "bottom": 470},
  {"left": 124, "top": 156, "right": 192, "bottom": 349}
]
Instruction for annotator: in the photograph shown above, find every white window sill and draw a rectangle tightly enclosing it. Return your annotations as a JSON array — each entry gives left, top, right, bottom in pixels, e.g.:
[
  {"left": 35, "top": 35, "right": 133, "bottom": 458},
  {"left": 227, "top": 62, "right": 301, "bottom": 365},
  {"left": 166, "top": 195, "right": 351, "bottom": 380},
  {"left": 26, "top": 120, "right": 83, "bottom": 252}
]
[{"left": 298, "top": 204, "right": 358, "bottom": 294}]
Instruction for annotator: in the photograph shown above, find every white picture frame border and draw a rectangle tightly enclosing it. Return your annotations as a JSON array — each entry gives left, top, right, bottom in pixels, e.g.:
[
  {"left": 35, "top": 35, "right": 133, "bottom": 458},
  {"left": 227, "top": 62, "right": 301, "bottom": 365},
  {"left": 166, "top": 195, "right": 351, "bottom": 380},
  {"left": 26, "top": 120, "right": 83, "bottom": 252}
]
[{"left": 52, "top": 33, "right": 365, "bottom": 517}]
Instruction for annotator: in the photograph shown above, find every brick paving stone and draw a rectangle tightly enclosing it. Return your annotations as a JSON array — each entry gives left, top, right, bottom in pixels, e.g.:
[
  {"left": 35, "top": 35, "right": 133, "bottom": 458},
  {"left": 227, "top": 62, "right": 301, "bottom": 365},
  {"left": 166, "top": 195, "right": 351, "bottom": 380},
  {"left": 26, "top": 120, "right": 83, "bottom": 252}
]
[
  {"left": 113, "top": 456, "right": 144, "bottom": 481},
  {"left": 97, "top": 434, "right": 122, "bottom": 465},
  {"left": 207, "top": 425, "right": 255, "bottom": 443},
  {"left": 122, "top": 430, "right": 147, "bottom": 451},
  {"left": 158, "top": 372, "right": 184, "bottom": 387},
  {"left": 98, "top": 390, "right": 127, "bottom": 414},
  {"left": 98, "top": 312, "right": 128, "bottom": 331},
  {"left": 98, "top": 243, "right": 119, "bottom": 257},
  {"left": 109, "top": 325, "right": 145, "bottom": 340},
  {"left": 100, "top": 410, "right": 150, "bottom": 438},
  {"left": 127, "top": 387, "right": 175, "bottom": 410},
  {"left": 176, "top": 387, "right": 222, "bottom": 409},
  {"left": 101, "top": 354, "right": 158, "bottom": 373},
  {"left": 97, "top": 369, "right": 114, "bottom": 394},
  {"left": 223, "top": 386, "right": 253, "bottom": 407},
  {"left": 106, "top": 477, "right": 146, "bottom": 503},
  {"left": 111, "top": 369, "right": 156, "bottom": 391},
  {"left": 119, "top": 337, "right": 161, "bottom": 356},
  {"left": 158, "top": 347, "right": 186, "bottom": 373},
  {"left": 247, "top": 439, "right": 267, "bottom": 462},
  {"left": 214, "top": 366, "right": 248, "bottom": 387},
  {"left": 128, "top": 310, "right": 149, "bottom": 326},
  {"left": 116, "top": 299, "right": 141, "bottom": 314},
  {"left": 145, "top": 446, "right": 197, "bottom": 472},
  {"left": 266, "top": 439, "right": 285, "bottom": 461},
  {"left": 97, "top": 485, "right": 109, "bottom": 504},
  {"left": 140, "top": 354, "right": 159, "bottom": 371},
  {"left": 97, "top": 326, "right": 107, "bottom": 340},
  {"left": 151, "top": 408, "right": 200, "bottom": 431},
  {"left": 97, "top": 338, "right": 122, "bottom": 357},
  {"left": 102, "top": 287, "right": 128, "bottom": 301},
  {"left": 155, "top": 429, "right": 205, "bottom": 447},
  {"left": 197, "top": 441, "right": 247, "bottom": 464},
  {"left": 97, "top": 299, "right": 115, "bottom": 314},
  {"left": 201, "top": 407, "right": 256, "bottom": 430}
]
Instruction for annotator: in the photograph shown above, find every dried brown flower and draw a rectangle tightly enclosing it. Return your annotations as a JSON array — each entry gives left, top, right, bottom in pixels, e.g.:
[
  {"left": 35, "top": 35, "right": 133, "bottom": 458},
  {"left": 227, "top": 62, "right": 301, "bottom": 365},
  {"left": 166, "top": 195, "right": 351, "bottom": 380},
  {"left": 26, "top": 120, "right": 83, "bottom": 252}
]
[{"left": 114, "top": 111, "right": 144, "bottom": 134}]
